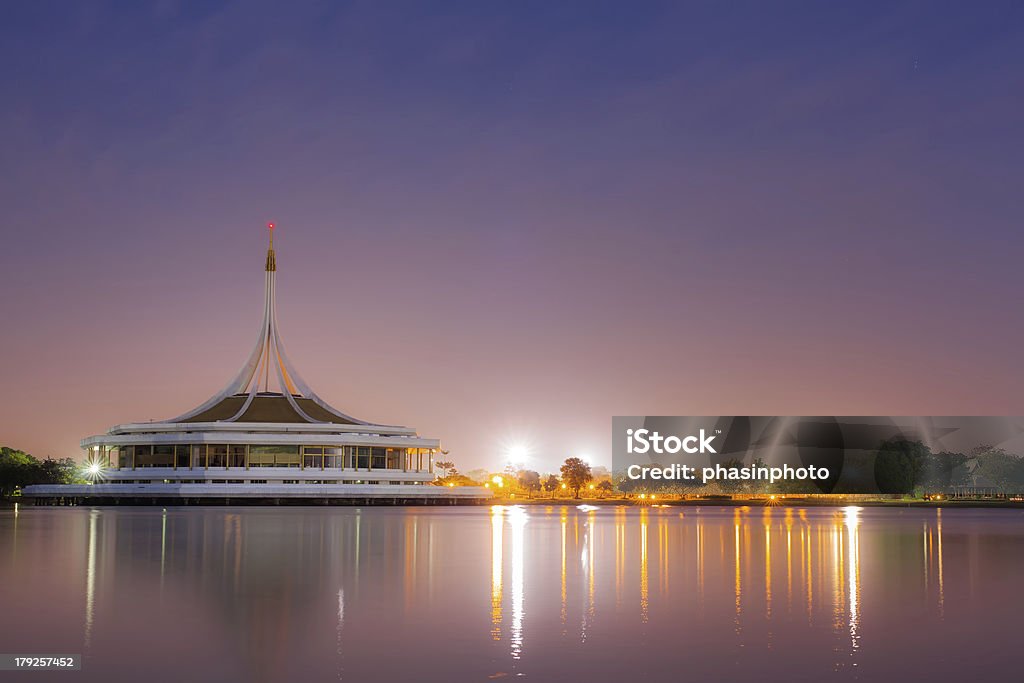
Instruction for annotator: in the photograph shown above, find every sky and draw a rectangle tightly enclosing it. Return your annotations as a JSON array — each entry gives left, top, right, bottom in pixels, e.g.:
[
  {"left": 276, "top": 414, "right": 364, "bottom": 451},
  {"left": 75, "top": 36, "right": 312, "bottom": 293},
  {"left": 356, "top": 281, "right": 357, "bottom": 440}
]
[{"left": 1, "top": 1, "right": 1023, "bottom": 472}]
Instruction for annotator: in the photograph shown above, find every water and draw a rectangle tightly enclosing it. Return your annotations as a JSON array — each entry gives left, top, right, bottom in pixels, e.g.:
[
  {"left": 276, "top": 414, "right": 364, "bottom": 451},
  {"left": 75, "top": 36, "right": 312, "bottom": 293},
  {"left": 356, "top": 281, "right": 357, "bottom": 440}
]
[{"left": 1, "top": 504, "right": 1021, "bottom": 682}]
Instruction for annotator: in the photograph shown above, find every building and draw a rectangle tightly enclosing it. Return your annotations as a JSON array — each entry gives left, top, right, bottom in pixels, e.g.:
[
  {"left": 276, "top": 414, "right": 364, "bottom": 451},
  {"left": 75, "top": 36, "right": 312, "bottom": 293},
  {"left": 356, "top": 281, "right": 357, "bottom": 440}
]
[{"left": 24, "top": 225, "right": 490, "bottom": 504}]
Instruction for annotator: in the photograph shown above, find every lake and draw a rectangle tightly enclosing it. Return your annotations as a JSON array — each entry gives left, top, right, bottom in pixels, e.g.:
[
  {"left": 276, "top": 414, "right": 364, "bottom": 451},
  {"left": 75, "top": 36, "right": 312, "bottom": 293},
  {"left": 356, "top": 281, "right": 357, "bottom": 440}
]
[{"left": 1, "top": 505, "right": 1021, "bottom": 682}]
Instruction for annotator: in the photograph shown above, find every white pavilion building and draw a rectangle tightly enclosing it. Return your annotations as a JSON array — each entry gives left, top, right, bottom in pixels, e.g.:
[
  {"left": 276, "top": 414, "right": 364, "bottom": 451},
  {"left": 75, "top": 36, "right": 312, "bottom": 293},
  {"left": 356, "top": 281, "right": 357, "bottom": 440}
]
[{"left": 24, "top": 226, "right": 490, "bottom": 505}]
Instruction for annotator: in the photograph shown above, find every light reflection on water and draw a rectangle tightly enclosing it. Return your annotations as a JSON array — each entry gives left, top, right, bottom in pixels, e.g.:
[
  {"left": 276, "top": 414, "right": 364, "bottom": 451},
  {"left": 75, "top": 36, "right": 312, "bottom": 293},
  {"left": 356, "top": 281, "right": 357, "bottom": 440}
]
[{"left": 1, "top": 505, "right": 1022, "bottom": 682}]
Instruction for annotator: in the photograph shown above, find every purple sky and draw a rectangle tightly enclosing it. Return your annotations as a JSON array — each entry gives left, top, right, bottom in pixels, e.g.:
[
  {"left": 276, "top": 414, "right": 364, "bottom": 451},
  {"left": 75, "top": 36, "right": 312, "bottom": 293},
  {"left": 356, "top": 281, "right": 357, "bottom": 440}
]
[{"left": 2, "top": 1, "right": 1023, "bottom": 472}]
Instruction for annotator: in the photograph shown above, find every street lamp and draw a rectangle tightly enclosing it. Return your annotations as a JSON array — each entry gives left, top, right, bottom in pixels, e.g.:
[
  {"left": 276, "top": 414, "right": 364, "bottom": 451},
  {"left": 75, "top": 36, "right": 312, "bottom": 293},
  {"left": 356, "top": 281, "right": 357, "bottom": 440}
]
[{"left": 83, "top": 460, "right": 104, "bottom": 484}]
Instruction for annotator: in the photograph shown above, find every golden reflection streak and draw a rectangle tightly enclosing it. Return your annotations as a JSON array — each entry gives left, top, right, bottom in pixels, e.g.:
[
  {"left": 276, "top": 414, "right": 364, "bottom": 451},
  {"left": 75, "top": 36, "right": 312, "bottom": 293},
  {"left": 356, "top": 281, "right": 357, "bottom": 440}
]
[
  {"left": 831, "top": 516, "right": 842, "bottom": 631},
  {"left": 697, "top": 514, "right": 704, "bottom": 606},
  {"left": 580, "top": 510, "right": 595, "bottom": 642},
  {"left": 844, "top": 506, "right": 861, "bottom": 651},
  {"left": 764, "top": 509, "right": 772, "bottom": 623},
  {"left": 925, "top": 524, "right": 933, "bottom": 593},
  {"left": 785, "top": 509, "right": 793, "bottom": 609},
  {"left": 640, "top": 507, "right": 649, "bottom": 624},
  {"left": 491, "top": 506, "right": 503, "bottom": 641},
  {"left": 336, "top": 588, "right": 345, "bottom": 660},
  {"left": 84, "top": 509, "right": 97, "bottom": 649},
  {"left": 589, "top": 510, "right": 596, "bottom": 622},
  {"left": 928, "top": 525, "right": 934, "bottom": 593},
  {"left": 160, "top": 508, "right": 167, "bottom": 588},
  {"left": 734, "top": 508, "right": 741, "bottom": 632},
  {"left": 403, "top": 515, "right": 417, "bottom": 613},
  {"left": 804, "top": 516, "right": 813, "bottom": 623},
  {"left": 615, "top": 508, "right": 625, "bottom": 608},
  {"left": 560, "top": 508, "right": 567, "bottom": 628},
  {"left": 509, "top": 506, "right": 526, "bottom": 660},
  {"left": 937, "top": 508, "right": 944, "bottom": 617},
  {"left": 354, "top": 513, "right": 361, "bottom": 588},
  {"left": 659, "top": 513, "right": 669, "bottom": 595}
]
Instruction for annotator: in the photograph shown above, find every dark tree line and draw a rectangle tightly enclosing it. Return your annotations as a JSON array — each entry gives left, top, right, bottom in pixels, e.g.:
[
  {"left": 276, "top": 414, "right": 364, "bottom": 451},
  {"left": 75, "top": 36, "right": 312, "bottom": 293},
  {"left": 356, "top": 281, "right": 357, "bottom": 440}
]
[
  {"left": 875, "top": 440, "right": 1024, "bottom": 494},
  {"left": 0, "top": 446, "right": 80, "bottom": 496}
]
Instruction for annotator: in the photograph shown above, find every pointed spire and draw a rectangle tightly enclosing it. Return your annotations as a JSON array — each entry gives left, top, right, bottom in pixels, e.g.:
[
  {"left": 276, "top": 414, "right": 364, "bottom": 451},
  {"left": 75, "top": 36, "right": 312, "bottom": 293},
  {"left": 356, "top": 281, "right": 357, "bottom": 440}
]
[
  {"left": 162, "top": 224, "right": 376, "bottom": 426},
  {"left": 265, "top": 222, "right": 277, "bottom": 272}
]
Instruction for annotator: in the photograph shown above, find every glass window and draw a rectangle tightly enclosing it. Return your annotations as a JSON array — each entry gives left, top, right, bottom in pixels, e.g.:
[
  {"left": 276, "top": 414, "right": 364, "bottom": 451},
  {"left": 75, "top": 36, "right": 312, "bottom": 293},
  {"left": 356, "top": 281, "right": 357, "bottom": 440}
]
[
  {"left": 302, "top": 446, "right": 322, "bottom": 469},
  {"left": 192, "top": 444, "right": 205, "bottom": 469},
  {"left": 153, "top": 445, "right": 175, "bottom": 467},
  {"left": 248, "top": 445, "right": 300, "bottom": 467},
  {"left": 276, "top": 446, "right": 300, "bottom": 468},
  {"left": 118, "top": 446, "right": 132, "bottom": 469},
  {"left": 175, "top": 445, "right": 190, "bottom": 469},
  {"left": 322, "top": 447, "right": 340, "bottom": 468},
  {"left": 133, "top": 445, "right": 154, "bottom": 467},
  {"left": 248, "top": 446, "right": 276, "bottom": 467},
  {"left": 228, "top": 445, "right": 246, "bottom": 468},
  {"left": 208, "top": 445, "right": 228, "bottom": 468},
  {"left": 371, "top": 447, "right": 386, "bottom": 469},
  {"left": 130, "top": 445, "right": 163, "bottom": 468},
  {"left": 386, "top": 448, "right": 403, "bottom": 469},
  {"left": 356, "top": 446, "right": 370, "bottom": 469}
]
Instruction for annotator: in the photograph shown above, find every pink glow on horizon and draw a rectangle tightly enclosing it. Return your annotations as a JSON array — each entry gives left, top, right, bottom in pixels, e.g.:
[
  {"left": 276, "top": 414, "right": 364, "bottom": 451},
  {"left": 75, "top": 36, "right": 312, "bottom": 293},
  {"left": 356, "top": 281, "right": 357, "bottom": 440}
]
[{"left": 2, "top": 4, "right": 1022, "bottom": 471}]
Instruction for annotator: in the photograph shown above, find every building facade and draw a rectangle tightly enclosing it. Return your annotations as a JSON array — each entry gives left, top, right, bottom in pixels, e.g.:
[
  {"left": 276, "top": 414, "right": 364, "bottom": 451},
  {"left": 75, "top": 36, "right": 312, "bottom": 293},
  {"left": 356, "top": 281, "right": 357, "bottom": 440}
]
[{"left": 25, "top": 226, "right": 489, "bottom": 504}]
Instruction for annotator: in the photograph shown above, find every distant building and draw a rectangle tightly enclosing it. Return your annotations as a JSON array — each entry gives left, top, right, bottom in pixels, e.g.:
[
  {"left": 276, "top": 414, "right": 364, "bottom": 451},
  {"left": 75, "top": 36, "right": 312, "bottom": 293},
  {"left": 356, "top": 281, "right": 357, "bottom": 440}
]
[{"left": 25, "top": 226, "right": 489, "bottom": 504}]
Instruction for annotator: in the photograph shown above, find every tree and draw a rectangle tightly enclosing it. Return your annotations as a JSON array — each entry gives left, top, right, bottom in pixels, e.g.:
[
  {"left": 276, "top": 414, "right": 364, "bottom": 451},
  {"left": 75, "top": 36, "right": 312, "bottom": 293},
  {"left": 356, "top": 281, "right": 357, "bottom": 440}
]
[
  {"left": 1, "top": 447, "right": 81, "bottom": 496},
  {"left": 544, "top": 475, "right": 560, "bottom": 497},
  {"left": 970, "top": 446, "right": 1024, "bottom": 490},
  {"left": 718, "top": 458, "right": 746, "bottom": 493},
  {"left": 874, "top": 439, "right": 929, "bottom": 494},
  {"left": 517, "top": 470, "right": 541, "bottom": 497},
  {"left": 0, "top": 447, "right": 36, "bottom": 496},
  {"left": 435, "top": 460, "right": 455, "bottom": 479},
  {"left": 596, "top": 480, "right": 614, "bottom": 498},
  {"left": 559, "top": 458, "right": 593, "bottom": 499},
  {"left": 433, "top": 473, "right": 477, "bottom": 487}
]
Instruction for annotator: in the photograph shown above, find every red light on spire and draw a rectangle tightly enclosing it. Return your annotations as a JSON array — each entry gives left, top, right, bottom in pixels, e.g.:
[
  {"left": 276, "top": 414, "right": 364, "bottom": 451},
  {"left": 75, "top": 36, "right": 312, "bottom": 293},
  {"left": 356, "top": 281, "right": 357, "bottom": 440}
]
[{"left": 268, "top": 222, "right": 275, "bottom": 230}]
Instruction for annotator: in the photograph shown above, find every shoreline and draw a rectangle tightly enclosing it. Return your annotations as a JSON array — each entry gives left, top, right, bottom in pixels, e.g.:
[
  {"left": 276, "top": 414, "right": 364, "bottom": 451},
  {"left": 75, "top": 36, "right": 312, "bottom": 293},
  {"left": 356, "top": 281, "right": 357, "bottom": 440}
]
[
  {"left": 4, "top": 496, "right": 1024, "bottom": 510},
  {"left": 487, "top": 496, "right": 1024, "bottom": 509}
]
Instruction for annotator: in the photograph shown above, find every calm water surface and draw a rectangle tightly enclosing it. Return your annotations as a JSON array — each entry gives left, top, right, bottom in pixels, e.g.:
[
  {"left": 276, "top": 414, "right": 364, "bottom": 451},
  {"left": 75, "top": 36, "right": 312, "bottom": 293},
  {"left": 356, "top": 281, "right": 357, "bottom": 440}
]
[{"left": 1, "top": 505, "right": 1022, "bottom": 682}]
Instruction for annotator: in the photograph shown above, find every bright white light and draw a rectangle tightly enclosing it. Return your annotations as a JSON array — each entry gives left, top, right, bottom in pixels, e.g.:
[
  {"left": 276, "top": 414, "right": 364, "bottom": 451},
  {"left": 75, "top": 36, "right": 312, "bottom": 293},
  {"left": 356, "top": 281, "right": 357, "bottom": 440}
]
[
  {"left": 844, "top": 505, "right": 861, "bottom": 527},
  {"left": 83, "top": 461, "right": 105, "bottom": 483},
  {"left": 498, "top": 432, "right": 537, "bottom": 466}
]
